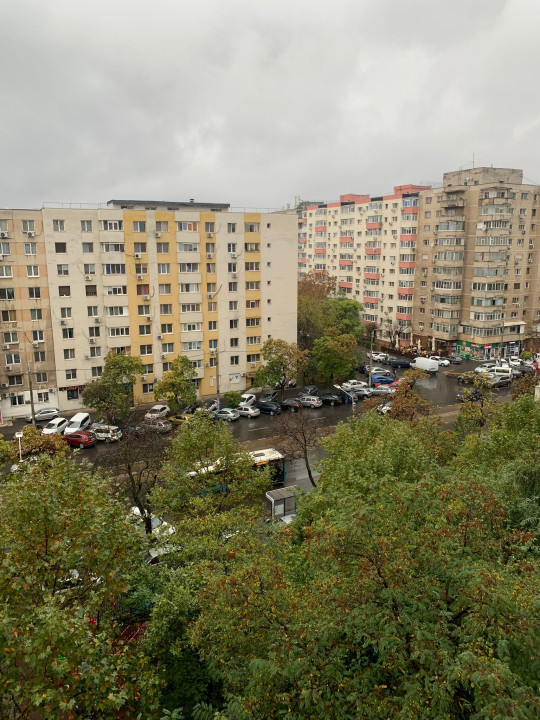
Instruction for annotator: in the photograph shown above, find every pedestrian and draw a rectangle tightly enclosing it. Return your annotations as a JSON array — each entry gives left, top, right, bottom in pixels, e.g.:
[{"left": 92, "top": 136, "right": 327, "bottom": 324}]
[{"left": 392, "top": 367, "right": 397, "bottom": 379}]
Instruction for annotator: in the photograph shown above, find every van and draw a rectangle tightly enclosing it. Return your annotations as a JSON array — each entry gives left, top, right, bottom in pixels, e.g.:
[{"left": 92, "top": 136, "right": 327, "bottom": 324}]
[
  {"left": 64, "top": 412, "right": 92, "bottom": 436},
  {"left": 409, "top": 357, "right": 439, "bottom": 374},
  {"left": 490, "top": 366, "right": 514, "bottom": 381}
]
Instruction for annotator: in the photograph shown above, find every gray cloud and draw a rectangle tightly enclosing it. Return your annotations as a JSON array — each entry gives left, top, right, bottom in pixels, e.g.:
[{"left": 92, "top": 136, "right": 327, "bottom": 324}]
[{"left": 2, "top": 0, "right": 539, "bottom": 209}]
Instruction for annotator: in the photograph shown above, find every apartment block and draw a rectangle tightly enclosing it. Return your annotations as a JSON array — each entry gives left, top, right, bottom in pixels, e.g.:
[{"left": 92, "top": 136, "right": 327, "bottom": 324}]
[{"left": 0, "top": 201, "right": 297, "bottom": 420}]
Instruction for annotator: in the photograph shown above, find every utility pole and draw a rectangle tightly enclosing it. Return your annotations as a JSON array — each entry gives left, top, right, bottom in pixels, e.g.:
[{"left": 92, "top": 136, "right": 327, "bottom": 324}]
[
  {"left": 213, "top": 348, "right": 221, "bottom": 410},
  {"left": 500, "top": 323, "right": 504, "bottom": 363},
  {"left": 27, "top": 361, "right": 36, "bottom": 426},
  {"left": 368, "top": 328, "right": 375, "bottom": 388}
]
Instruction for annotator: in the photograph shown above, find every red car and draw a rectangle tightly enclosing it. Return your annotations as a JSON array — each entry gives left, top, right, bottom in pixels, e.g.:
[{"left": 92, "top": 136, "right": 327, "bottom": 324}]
[{"left": 63, "top": 430, "right": 97, "bottom": 449}]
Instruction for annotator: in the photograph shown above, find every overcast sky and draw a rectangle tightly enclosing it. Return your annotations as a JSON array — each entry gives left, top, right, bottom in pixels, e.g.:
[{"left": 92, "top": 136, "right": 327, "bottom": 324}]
[{"left": 2, "top": 0, "right": 540, "bottom": 210}]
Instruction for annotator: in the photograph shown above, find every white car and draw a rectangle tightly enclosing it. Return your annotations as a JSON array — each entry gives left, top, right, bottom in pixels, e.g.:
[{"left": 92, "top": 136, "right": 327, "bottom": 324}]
[
  {"left": 370, "top": 352, "right": 388, "bottom": 362},
  {"left": 475, "top": 363, "right": 497, "bottom": 374},
  {"left": 144, "top": 404, "right": 170, "bottom": 421},
  {"left": 238, "top": 405, "right": 261, "bottom": 418},
  {"left": 507, "top": 358, "right": 522, "bottom": 367},
  {"left": 239, "top": 393, "right": 257, "bottom": 407},
  {"left": 41, "top": 417, "right": 69, "bottom": 435},
  {"left": 430, "top": 355, "right": 450, "bottom": 367},
  {"left": 342, "top": 380, "right": 368, "bottom": 391}
]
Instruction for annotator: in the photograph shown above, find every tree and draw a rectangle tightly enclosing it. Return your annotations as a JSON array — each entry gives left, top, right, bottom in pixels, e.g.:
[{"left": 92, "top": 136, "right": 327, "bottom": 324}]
[
  {"left": 272, "top": 409, "right": 323, "bottom": 488},
  {"left": 0, "top": 453, "right": 158, "bottom": 717},
  {"left": 297, "top": 271, "right": 336, "bottom": 350},
  {"left": 223, "top": 391, "right": 243, "bottom": 408},
  {"left": 82, "top": 351, "right": 143, "bottom": 423},
  {"left": 321, "top": 297, "right": 364, "bottom": 342},
  {"left": 7, "top": 424, "right": 66, "bottom": 464},
  {"left": 154, "top": 355, "right": 197, "bottom": 411},
  {"left": 454, "top": 372, "right": 498, "bottom": 439},
  {"left": 512, "top": 371, "right": 538, "bottom": 399},
  {"left": 253, "top": 339, "right": 309, "bottom": 398},
  {"left": 311, "top": 327, "right": 357, "bottom": 381}
]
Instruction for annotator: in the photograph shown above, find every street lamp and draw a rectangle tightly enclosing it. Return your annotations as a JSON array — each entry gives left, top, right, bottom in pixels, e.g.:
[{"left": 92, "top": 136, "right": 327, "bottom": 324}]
[
  {"left": 334, "top": 384, "right": 356, "bottom": 416},
  {"left": 14, "top": 431, "right": 23, "bottom": 464}
]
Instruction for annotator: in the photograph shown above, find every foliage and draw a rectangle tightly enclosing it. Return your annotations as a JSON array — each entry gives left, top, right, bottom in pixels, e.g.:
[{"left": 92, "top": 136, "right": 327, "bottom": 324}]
[
  {"left": 321, "top": 297, "right": 365, "bottom": 342},
  {"left": 519, "top": 351, "right": 532, "bottom": 360},
  {"left": 272, "top": 410, "right": 323, "bottom": 488},
  {"left": 155, "top": 355, "right": 197, "bottom": 412},
  {"left": 453, "top": 372, "right": 498, "bottom": 440},
  {"left": 7, "top": 424, "right": 66, "bottom": 463},
  {"left": 512, "top": 371, "right": 537, "bottom": 399},
  {"left": 297, "top": 270, "right": 336, "bottom": 350},
  {"left": 388, "top": 370, "right": 431, "bottom": 421},
  {"left": 82, "top": 350, "right": 143, "bottom": 423},
  {"left": 223, "top": 391, "right": 243, "bottom": 408},
  {"left": 311, "top": 328, "right": 357, "bottom": 381},
  {"left": 0, "top": 454, "right": 158, "bottom": 717},
  {"left": 253, "top": 339, "right": 309, "bottom": 397}
]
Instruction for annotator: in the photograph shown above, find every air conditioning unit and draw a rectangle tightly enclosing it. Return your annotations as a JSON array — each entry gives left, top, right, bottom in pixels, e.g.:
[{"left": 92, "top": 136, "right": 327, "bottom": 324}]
[
  {"left": 154, "top": 232, "right": 161, "bottom": 238},
  {"left": 136, "top": 274, "right": 144, "bottom": 280},
  {"left": 89, "top": 338, "right": 96, "bottom": 344},
  {"left": 85, "top": 275, "right": 92, "bottom": 281},
  {"left": 206, "top": 232, "right": 213, "bottom": 238},
  {"left": 9, "top": 392, "right": 15, "bottom": 397},
  {"left": 241, "top": 372, "right": 246, "bottom": 377},
  {"left": 144, "top": 315, "right": 151, "bottom": 322},
  {"left": 134, "top": 253, "right": 141, "bottom": 259},
  {"left": 207, "top": 292, "right": 214, "bottom": 299},
  {"left": 250, "top": 362, "right": 256, "bottom": 368},
  {"left": 27, "top": 231, "right": 35, "bottom": 238},
  {"left": 0, "top": 231, "right": 8, "bottom": 238},
  {"left": 157, "top": 334, "right": 162, "bottom": 340},
  {"left": 432, "top": 258, "right": 436, "bottom": 263},
  {"left": 94, "top": 318, "right": 101, "bottom": 324},
  {"left": 143, "top": 294, "right": 150, "bottom": 301},
  {"left": 140, "top": 375, "right": 146, "bottom": 381},
  {"left": 2, "top": 344, "right": 9, "bottom": 350},
  {"left": 1, "top": 383, "right": 7, "bottom": 388},
  {"left": 161, "top": 353, "right": 166, "bottom": 359},
  {"left": 204, "top": 362, "right": 210, "bottom": 367},
  {"left": 5, "top": 365, "right": 12, "bottom": 371},
  {"left": 1, "top": 393, "right": 7, "bottom": 399},
  {"left": 232, "top": 272, "right": 237, "bottom": 278},
  {"left": 60, "top": 319, "right": 66, "bottom": 326},
  {"left": 32, "top": 342, "right": 39, "bottom": 348},
  {"left": 206, "top": 253, "right": 213, "bottom": 259},
  {"left": 230, "top": 252, "right": 237, "bottom": 258},
  {"left": 84, "top": 354, "right": 90, "bottom": 360}
]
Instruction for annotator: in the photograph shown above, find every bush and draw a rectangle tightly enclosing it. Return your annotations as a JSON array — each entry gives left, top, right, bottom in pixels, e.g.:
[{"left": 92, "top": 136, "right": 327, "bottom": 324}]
[{"left": 223, "top": 391, "right": 243, "bottom": 408}]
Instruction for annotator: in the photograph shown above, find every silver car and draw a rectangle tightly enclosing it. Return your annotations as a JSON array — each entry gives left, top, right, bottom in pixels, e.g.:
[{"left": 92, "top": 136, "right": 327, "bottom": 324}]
[{"left": 299, "top": 395, "right": 323, "bottom": 408}]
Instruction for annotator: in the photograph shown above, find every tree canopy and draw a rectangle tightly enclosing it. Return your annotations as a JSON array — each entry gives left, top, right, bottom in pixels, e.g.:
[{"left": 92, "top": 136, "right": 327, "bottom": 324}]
[
  {"left": 154, "top": 355, "right": 197, "bottom": 411},
  {"left": 82, "top": 350, "right": 143, "bottom": 423},
  {"left": 253, "top": 339, "right": 309, "bottom": 396}
]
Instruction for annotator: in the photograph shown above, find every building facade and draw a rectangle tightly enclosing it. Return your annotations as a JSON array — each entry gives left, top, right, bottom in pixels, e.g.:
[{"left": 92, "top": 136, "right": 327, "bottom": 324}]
[{"left": 0, "top": 201, "right": 297, "bottom": 420}]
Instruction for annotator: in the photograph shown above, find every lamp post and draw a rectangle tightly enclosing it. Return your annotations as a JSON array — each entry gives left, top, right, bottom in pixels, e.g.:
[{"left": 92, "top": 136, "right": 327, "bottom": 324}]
[
  {"left": 334, "top": 384, "right": 356, "bottom": 416},
  {"left": 500, "top": 323, "right": 505, "bottom": 363},
  {"left": 211, "top": 348, "right": 220, "bottom": 410},
  {"left": 14, "top": 431, "right": 23, "bottom": 464},
  {"left": 368, "top": 327, "right": 375, "bottom": 389}
]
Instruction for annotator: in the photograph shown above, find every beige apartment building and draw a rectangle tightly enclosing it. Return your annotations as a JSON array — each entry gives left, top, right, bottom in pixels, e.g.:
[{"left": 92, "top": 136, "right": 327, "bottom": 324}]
[{"left": 0, "top": 201, "right": 297, "bottom": 421}]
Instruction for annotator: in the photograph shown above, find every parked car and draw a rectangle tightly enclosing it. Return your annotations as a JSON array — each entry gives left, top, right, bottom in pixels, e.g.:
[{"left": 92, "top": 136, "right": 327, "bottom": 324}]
[
  {"left": 274, "top": 376, "right": 297, "bottom": 389},
  {"left": 25, "top": 407, "right": 60, "bottom": 423},
  {"left": 369, "top": 366, "right": 391, "bottom": 376},
  {"left": 145, "top": 419, "right": 173, "bottom": 433},
  {"left": 370, "top": 386, "right": 396, "bottom": 396},
  {"left": 90, "top": 423, "right": 123, "bottom": 442},
  {"left": 387, "top": 357, "right": 411, "bottom": 368},
  {"left": 447, "top": 355, "right": 464, "bottom": 364},
  {"left": 457, "top": 372, "right": 476, "bottom": 384},
  {"left": 63, "top": 430, "right": 97, "bottom": 449},
  {"left": 169, "top": 413, "right": 193, "bottom": 425},
  {"left": 342, "top": 379, "right": 368, "bottom": 392},
  {"left": 319, "top": 392, "right": 343, "bottom": 406},
  {"left": 298, "top": 395, "right": 323, "bottom": 408},
  {"left": 377, "top": 401, "right": 393, "bottom": 415},
  {"left": 124, "top": 424, "right": 148, "bottom": 437},
  {"left": 372, "top": 374, "right": 395, "bottom": 386},
  {"left": 214, "top": 408, "right": 241, "bottom": 422},
  {"left": 474, "top": 363, "right": 497, "bottom": 374},
  {"left": 486, "top": 374, "right": 512, "bottom": 388},
  {"left": 254, "top": 401, "right": 282, "bottom": 416},
  {"left": 430, "top": 355, "right": 450, "bottom": 367},
  {"left": 144, "top": 404, "right": 170, "bottom": 421},
  {"left": 239, "top": 393, "right": 257, "bottom": 407},
  {"left": 280, "top": 398, "right": 301, "bottom": 412},
  {"left": 238, "top": 405, "right": 261, "bottom": 418},
  {"left": 64, "top": 412, "right": 92, "bottom": 436},
  {"left": 41, "top": 417, "right": 69, "bottom": 436},
  {"left": 298, "top": 385, "right": 319, "bottom": 396},
  {"left": 198, "top": 399, "right": 220, "bottom": 412},
  {"left": 370, "top": 352, "right": 388, "bottom": 362},
  {"left": 130, "top": 507, "right": 175, "bottom": 539},
  {"left": 259, "top": 390, "right": 279, "bottom": 403},
  {"left": 349, "top": 387, "right": 374, "bottom": 399}
]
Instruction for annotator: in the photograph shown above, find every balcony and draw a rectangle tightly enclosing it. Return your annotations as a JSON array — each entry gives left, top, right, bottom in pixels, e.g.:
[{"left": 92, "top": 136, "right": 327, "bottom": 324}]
[
  {"left": 441, "top": 197, "right": 465, "bottom": 208},
  {"left": 365, "top": 247, "right": 381, "bottom": 255},
  {"left": 339, "top": 281, "right": 353, "bottom": 289},
  {"left": 396, "top": 312, "right": 413, "bottom": 321},
  {"left": 366, "top": 222, "right": 382, "bottom": 230},
  {"left": 314, "top": 225, "right": 327, "bottom": 233},
  {"left": 398, "top": 261, "right": 416, "bottom": 269},
  {"left": 364, "top": 272, "right": 380, "bottom": 280},
  {"left": 339, "top": 259, "right": 353, "bottom": 266}
]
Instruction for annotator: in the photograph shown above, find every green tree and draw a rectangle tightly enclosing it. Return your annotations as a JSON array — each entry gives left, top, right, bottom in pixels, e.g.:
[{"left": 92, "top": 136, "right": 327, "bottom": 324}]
[
  {"left": 8, "top": 424, "right": 66, "bottom": 465},
  {"left": 311, "top": 327, "right": 357, "bottom": 381},
  {"left": 297, "top": 271, "right": 336, "bottom": 350},
  {"left": 253, "top": 339, "right": 309, "bottom": 398},
  {"left": 0, "top": 454, "right": 158, "bottom": 717},
  {"left": 454, "top": 372, "right": 498, "bottom": 439},
  {"left": 155, "top": 355, "right": 197, "bottom": 411},
  {"left": 223, "top": 391, "right": 242, "bottom": 408},
  {"left": 512, "top": 371, "right": 537, "bottom": 399},
  {"left": 82, "top": 350, "right": 143, "bottom": 423},
  {"left": 321, "top": 296, "right": 364, "bottom": 341}
]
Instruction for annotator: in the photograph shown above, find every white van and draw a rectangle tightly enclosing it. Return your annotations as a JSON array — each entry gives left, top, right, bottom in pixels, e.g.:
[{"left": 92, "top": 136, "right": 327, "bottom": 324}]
[
  {"left": 409, "top": 357, "right": 439, "bottom": 374},
  {"left": 490, "top": 366, "right": 514, "bottom": 381},
  {"left": 64, "top": 412, "right": 92, "bottom": 436}
]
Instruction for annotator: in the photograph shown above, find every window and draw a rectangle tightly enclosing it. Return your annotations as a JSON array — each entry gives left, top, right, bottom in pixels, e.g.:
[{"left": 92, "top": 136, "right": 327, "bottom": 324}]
[
  {"left": 156, "top": 221, "right": 168, "bottom": 232},
  {"left": 228, "top": 282, "right": 237, "bottom": 292},
  {"left": 245, "top": 242, "right": 259, "bottom": 252},
  {"left": 246, "top": 300, "right": 260, "bottom": 309},
  {"left": 208, "top": 321, "right": 217, "bottom": 331},
  {"left": 207, "top": 283, "right": 217, "bottom": 293},
  {"left": 3, "top": 331, "right": 18, "bottom": 343},
  {"left": 180, "top": 283, "right": 199, "bottom": 293},
  {"left": 205, "top": 243, "right": 215, "bottom": 255},
  {"left": 136, "top": 284, "right": 150, "bottom": 296},
  {"left": 53, "top": 219, "right": 65, "bottom": 232},
  {"left": 247, "top": 354, "right": 261, "bottom": 363},
  {"left": 103, "top": 264, "right": 125, "bottom": 275},
  {"left": 227, "top": 223, "right": 236, "bottom": 233},
  {"left": 32, "top": 330, "right": 43, "bottom": 342},
  {"left": 82, "top": 242, "right": 94, "bottom": 253},
  {"left": 245, "top": 281, "right": 260, "bottom": 290},
  {"left": 161, "top": 323, "right": 173, "bottom": 334},
  {"left": 230, "top": 319, "right": 238, "bottom": 329},
  {"left": 139, "top": 324, "right": 151, "bottom": 335},
  {"left": 62, "top": 328, "right": 74, "bottom": 339},
  {"left": 141, "top": 363, "right": 154, "bottom": 374},
  {"left": 181, "top": 303, "right": 201, "bottom": 312},
  {"left": 91, "top": 366, "right": 103, "bottom": 377},
  {"left": 138, "top": 305, "right": 150, "bottom": 316},
  {"left": 179, "top": 263, "right": 199, "bottom": 273},
  {"left": 89, "top": 326, "right": 100, "bottom": 338},
  {"left": 162, "top": 342, "right": 174, "bottom": 354},
  {"left": 10, "top": 394, "right": 24, "bottom": 406},
  {"left": 247, "top": 336, "right": 261, "bottom": 345},
  {"left": 108, "top": 327, "right": 130, "bottom": 337},
  {"left": 182, "top": 322, "right": 202, "bottom": 331},
  {"left": 60, "top": 307, "right": 71, "bottom": 319},
  {"left": 133, "top": 222, "right": 146, "bottom": 233},
  {"left": 101, "top": 242, "right": 125, "bottom": 252},
  {"left": 58, "top": 286, "right": 71, "bottom": 297},
  {"left": 2, "top": 310, "right": 16, "bottom": 323},
  {"left": 156, "top": 242, "right": 169, "bottom": 253},
  {"left": 106, "top": 285, "right": 127, "bottom": 295},
  {"left": 22, "top": 219, "right": 35, "bottom": 233},
  {"left": 208, "top": 339, "right": 217, "bottom": 350},
  {"left": 65, "top": 369, "right": 77, "bottom": 380},
  {"left": 177, "top": 221, "right": 199, "bottom": 232},
  {"left": 57, "top": 264, "right": 69, "bottom": 276},
  {"left": 245, "top": 262, "right": 260, "bottom": 271},
  {"left": 140, "top": 345, "right": 153, "bottom": 355},
  {"left": 63, "top": 349, "right": 75, "bottom": 360},
  {"left": 0, "top": 288, "right": 15, "bottom": 300},
  {"left": 106, "top": 306, "right": 128, "bottom": 316},
  {"left": 160, "top": 304, "right": 172, "bottom": 315},
  {"left": 87, "top": 306, "right": 98, "bottom": 317},
  {"left": 227, "top": 243, "right": 237, "bottom": 253},
  {"left": 246, "top": 317, "right": 260, "bottom": 326},
  {"left": 5, "top": 353, "right": 21, "bottom": 365},
  {"left": 81, "top": 220, "right": 92, "bottom": 232},
  {"left": 67, "top": 389, "right": 79, "bottom": 401},
  {"left": 24, "top": 242, "right": 36, "bottom": 255},
  {"left": 206, "top": 263, "right": 216, "bottom": 273},
  {"left": 158, "top": 263, "right": 170, "bottom": 274},
  {"left": 229, "top": 301, "right": 238, "bottom": 311},
  {"left": 142, "top": 383, "right": 154, "bottom": 394},
  {"left": 230, "top": 356, "right": 239, "bottom": 366},
  {"left": 0, "top": 266, "right": 13, "bottom": 278},
  {"left": 30, "top": 309, "right": 42, "bottom": 321},
  {"left": 230, "top": 338, "right": 239, "bottom": 347},
  {"left": 55, "top": 242, "right": 67, "bottom": 254},
  {"left": 8, "top": 375, "right": 23, "bottom": 386},
  {"left": 205, "top": 222, "right": 215, "bottom": 234},
  {"left": 86, "top": 285, "right": 97, "bottom": 296},
  {"left": 27, "top": 266, "right": 39, "bottom": 277},
  {"left": 228, "top": 262, "right": 237, "bottom": 273},
  {"left": 245, "top": 223, "right": 260, "bottom": 233},
  {"left": 159, "top": 284, "right": 171, "bottom": 294},
  {"left": 36, "top": 372, "right": 47, "bottom": 383},
  {"left": 208, "top": 302, "right": 217, "bottom": 312},
  {"left": 182, "top": 341, "right": 202, "bottom": 351}
]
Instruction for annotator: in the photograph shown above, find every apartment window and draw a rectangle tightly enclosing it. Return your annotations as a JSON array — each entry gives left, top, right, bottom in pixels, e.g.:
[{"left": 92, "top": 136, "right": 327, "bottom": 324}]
[
  {"left": 207, "top": 283, "right": 217, "bottom": 293},
  {"left": 205, "top": 222, "right": 215, "bottom": 234},
  {"left": 158, "top": 263, "right": 170, "bottom": 274},
  {"left": 24, "top": 242, "right": 37, "bottom": 255},
  {"left": 59, "top": 307, "right": 71, "bottom": 319},
  {"left": 229, "top": 301, "right": 238, "bottom": 311},
  {"left": 0, "top": 265, "right": 13, "bottom": 278},
  {"left": 159, "top": 284, "right": 171, "bottom": 294},
  {"left": 91, "top": 366, "right": 103, "bottom": 378},
  {"left": 30, "top": 309, "right": 43, "bottom": 321},
  {"left": 106, "top": 306, "right": 128, "bottom": 316},
  {"left": 138, "top": 305, "right": 150, "bottom": 315},
  {"left": 57, "top": 264, "right": 69, "bottom": 276},
  {"left": 53, "top": 219, "right": 65, "bottom": 232},
  {"left": 209, "top": 339, "right": 217, "bottom": 350},
  {"left": 103, "top": 264, "right": 126, "bottom": 274},
  {"left": 87, "top": 306, "right": 98, "bottom": 317},
  {"left": 34, "top": 352, "right": 46, "bottom": 363},
  {"left": 55, "top": 242, "right": 67, "bottom": 254},
  {"left": 208, "top": 302, "right": 217, "bottom": 312},
  {"left": 82, "top": 242, "right": 94, "bottom": 253},
  {"left": 10, "top": 394, "right": 24, "bottom": 406},
  {"left": 247, "top": 336, "right": 261, "bottom": 345},
  {"left": 156, "top": 221, "right": 168, "bottom": 232},
  {"left": 65, "top": 369, "right": 77, "bottom": 380},
  {"left": 228, "top": 282, "right": 237, "bottom": 292},
  {"left": 228, "top": 262, "right": 237, "bottom": 273},
  {"left": 156, "top": 242, "right": 169, "bottom": 253},
  {"left": 206, "top": 263, "right": 216, "bottom": 273},
  {"left": 182, "top": 322, "right": 202, "bottom": 332},
  {"left": 86, "top": 285, "right": 97, "bottom": 296},
  {"left": 0, "top": 288, "right": 15, "bottom": 300},
  {"left": 161, "top": 323, "right": 173, "bottom": 334},
  {"left": 230, "top": 356, "right": 239, "bottom": 365},
  {"left": 208, "top": 321, "right": 217, "bottom": 331},
  {"left": 80, "top": 220, "right": 92, "bottom": 232},
  {"left": 140, "top": 345, "right": 153, "bottom": 355},
  {"left": 62, "top": 328, "right": 74, "bottom": 339},
  {"left": 8, "top": 375, "right": 23, "bottom": 386},
  {"left": 160, "top": 304, "right": 172, "bottom": 315},
  {"left": 205, "top": 242, "right": 215, "bottom": 254},
  {"left": 5, "top": 353, "right": 21, "bottom": 365},
  {"left": 246, "top": 300, "right": 260, "bottom": 309},
  {"left": 245, "top": 242, "right": 260, "bottom": 252},
  {"left": 63, "top": 349, "right": 75, "bottom": 360},
  {"left": 162, "top": 342, "right": 174, "bottom": 354},
  {"left": 245, "top": 281, "right": 260, "bottom": 290},
  {"left": 177, "top": 222, "right": 198, "bottom": 232},
  {"left": 245, "top": 223, "right": 260, "bottom": 233},
  {"left": 247, "top": 354, "right": 260, "bottom": 363},
  {"left": 59, "top": 286, "right": 71, "bottom": 297},
  {"left": 32, "top": 330, "right": 43, "bottom": 342},
  {"left": 106, "top": 286, "right": 127, "bottom": 296},
  {"left": 135, "top": 263, "right": 147, "bottom": 275},
  {"left": 246, "top": 317, "right": 260, "bottom": 326},
  {"left": 36, "top": 372, "right": 47, "bottom": 383},
  {"left": 89, "top": 327, "right": 100, "bottom": 339},
  {"left": 245, "top": 262, "right": 260, "bottom": 271},
  {"left": 227, "top": 223, "right": 236, "bottom": 233},
  {"left": 181, "top": 303, "right": 201, "bottom": 312},
  {"left": 28, "top": 287, "right": 40, "bottom": 299},
  {"left": 139, "top": 324, "right": 151, "bottom": 335},
  {"left": 27, "top": 266, "right": 39, "bottom": 278},
  {"left": 133, "top": 222, "right": 146, "bottom": 233},
  {"left": 227, "top": 243, "right": 237, "bottom": 253},
  {"left": 230, "top": 319, "right": 238, "bottom": 329},
  {"left": 3, "top": 331, "right": 18, "bottom": 343},
  {"left": 136, "top": 284, "right": 150, "bottom": 295},
  {"left": 183, "top": 341, "right": 202, "bottom": 351},
  {"left": 22, "top": 220, "right": 35, "bottom": 233},
  {"left": 142, "top": 383, "right": 154, "bottom": 394},
  {"left": 230, "top": 338, "right": 239, "bottom": 348},
  {"left": 108, "top": 327, "right": 130, "bottom": 337},
  {"left": 179, "top": 262, "right": 199, "bottom": 273}
]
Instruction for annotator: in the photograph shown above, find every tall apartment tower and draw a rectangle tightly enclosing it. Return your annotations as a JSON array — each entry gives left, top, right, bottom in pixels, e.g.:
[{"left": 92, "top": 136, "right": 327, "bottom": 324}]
[
  {"left": 0, "top": 201, "right": 297, "bottom": 420},
  {"left": 413, "top": 168, "right": 540, "bottom": 360}
]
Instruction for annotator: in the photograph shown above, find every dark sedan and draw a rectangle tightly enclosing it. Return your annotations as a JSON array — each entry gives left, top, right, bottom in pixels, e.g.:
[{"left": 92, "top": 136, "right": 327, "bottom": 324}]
[
  {"left": 254, "top": 401, "right": 282, "bottom": 416},
  {"left": 298, "top": 385, "right": 319, "bottom": 396},
  {"left": 387, "top": 357, "right": 411, "bottom": 368},
  {"left": 319, "top": 393, "right": 343, "bottom": 406},
  {"left": 447, "top": 355, "right": 464, "bottom": 364},
  {"left": 280, "top": 398, "right": 301, "bottom": 412}
]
